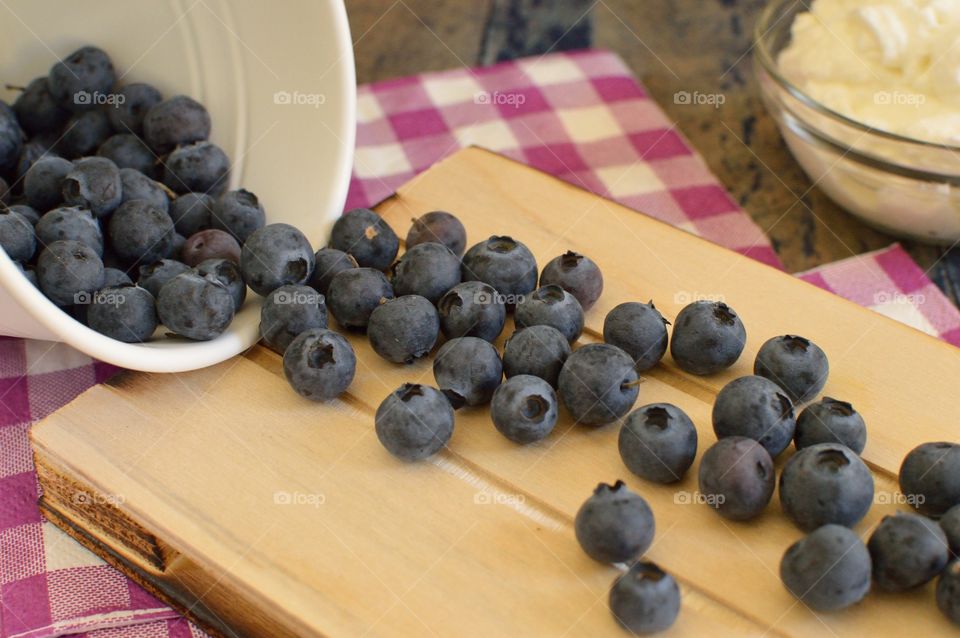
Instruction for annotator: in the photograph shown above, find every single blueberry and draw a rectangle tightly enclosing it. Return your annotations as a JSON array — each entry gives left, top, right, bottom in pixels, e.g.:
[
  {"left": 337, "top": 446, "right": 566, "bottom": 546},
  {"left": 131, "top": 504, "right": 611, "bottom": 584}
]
[
  {"left": 461, "top": 235, "right": 538, "bottom": 301},
  {"left": 780, "top": 524, "right": 871, "bottom": 612},
  {"left": 326, "top": 267, "right": 394, "bottom": 329},
  {"left": 142, "top": 95, "right": 211, "bottom": 154},
  {"left": 11, "top": 77, "right": 69, "bottom": 136},
  {"left": 62, "top": 156, "right": 122, "bottom": 218},
  {"left": 7, "top": 205, "right": 40, "bottom": 227},
  {"left": 36, "top": 206, "right": 103, "bottom": 256},
  {"left": 490, "top": 374, "right": 558, "bottom": 444},
  {"left": 195, "top": 258, "right": 247, "bottom": 311},
  {"left": 118, "top": 168, "right": 171, "bottom": 212},
  {"left": 780, "top": 443, "right": 874, "bottom": 531},
  {"left": 260, "top": 285, "right": 327, "bottom": 354},
  {"left": 390, "top": 242, "right": 461, "bottom": 304},
  {"left": 137, "top": 259, "right": 191, "bottom": 299},
  {"left": 437, "top": 281, "right": 506, "bottom": 343},
  {"left": 24, "top": 156, "right": 72, "bottom": 212},
  {"left": 0, "top": 208, "right": 36, "bottom": 262},
  {"left": 558, "top": 343, "right": 638, "bottom": 427},
  {"left": 100, "top": 267, "right": 132, "bottom": 288},
  {"left": 156, "top": 271, "right": 235, "bottom": 340},
  {"left": 620, "top": 403, "right": 697, "bottom": 484},
  {"left": 375, "top": 383, "right": 454, "bottom": 461},
  {"left": 105, "top": 83, "right": 163, "bottom": 135},
  {"left": 603, "top": 301, "right": 670, "bottom": 372},
  {"left": 575, "top": 480, "right": 655, "bottom": 564},
  {"left": 795, "top": 397, "right": 866, "bottom": 454},
  {"left": 899, "top": 442, "right": 960, "bottom": 518},
  {"left": 698, "top": 436, "right": 774, "bottom": 521},
  {"left": 0, "top": 104, "right": 22, "bottom": 176},
  {"left": 36, "top": 240, "right": 104, "bottom": 306},
  {"left": 367, "top": 295, "right": 439, "bottom": 364},
  {"left": 433, "top": 336, "right": 502, "bottom": 407},
  {"left": 515, "top": 285, "right": 584, "bottom": 343},
  {"left": 240, "top": 223, "right": 315, "bottom": 296},
  {"left": 108, "top": 199, "right": 176, "bottom": 265},
  {"left": 670, "top": 300, "right": 746, "bottom": 375},
  {"left": 938, "top": 561, "right": 960, "bottom": 625},
  {"left": 86, "top": 285, "right": 157, "bottom": 343},
  {"left": 171, "top": 192, "right": 215, "bottom": 237},
  {"left": 942, "top": 505, "right": 960, "bottom": 557},
  {"left": 712, "top": 375, "right": 796, "bottom": 457},
  {"left": 405, "top": 210, "right": 467, "bottom": 257},
  {"left": 308, "top": 247, "right": 358, "bottom": 296},
  {"left": 502, "top": 325, "right": 571, "bottom": 388},
  {"left": 608, "top": 562, "right": 680, "bottom": 634},
  {"left": 162, "top": 141, "right": 230, "bottom": 195},
  {"left": 283, "top": 328, "right": 356, "bottom": 401},
  {"left": 59, "top": 110, "right": 112, "bottom": 158},
  {"left": 754, "top": 335, "right": 829, "bottom": 403},
  {"left": 210, "top": 189, "right": 266, "bottom": 243},
  {"left": 868, "top": 512, "right": 949, "bottom": 592},
  {"left": 539, "top": 250, "right": 604, "bottom": 311},
  {"left": 328, "top": 208, "right": 399, "bottom": 271},
  {"left": 47, "top": 46, "right": 116, "bottom": 111},
  {"left": 98, "top": 134, "right": 158, "bottom": 177},
  {"left": 181, "top": 229, "right": 241, "bottom": 266}
]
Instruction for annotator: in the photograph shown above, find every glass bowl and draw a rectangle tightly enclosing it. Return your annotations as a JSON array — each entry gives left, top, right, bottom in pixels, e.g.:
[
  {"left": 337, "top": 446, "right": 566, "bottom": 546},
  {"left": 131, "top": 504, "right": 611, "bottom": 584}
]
[{"left": 754, "top": 0, "right": 960, "bottom": 244}]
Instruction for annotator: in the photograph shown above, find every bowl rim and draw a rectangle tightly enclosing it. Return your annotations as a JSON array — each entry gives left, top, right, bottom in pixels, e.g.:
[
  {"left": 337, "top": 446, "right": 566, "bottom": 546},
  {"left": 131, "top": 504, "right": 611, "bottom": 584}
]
[{"left": 753, "top": 0, "right": 960, "bottom": 154}]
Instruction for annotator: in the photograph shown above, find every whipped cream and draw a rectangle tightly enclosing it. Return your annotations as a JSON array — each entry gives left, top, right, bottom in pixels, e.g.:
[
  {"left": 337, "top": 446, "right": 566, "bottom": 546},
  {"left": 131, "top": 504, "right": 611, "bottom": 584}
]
[{"left": 778, "top": 0, "right": 960, "bottom": 145}]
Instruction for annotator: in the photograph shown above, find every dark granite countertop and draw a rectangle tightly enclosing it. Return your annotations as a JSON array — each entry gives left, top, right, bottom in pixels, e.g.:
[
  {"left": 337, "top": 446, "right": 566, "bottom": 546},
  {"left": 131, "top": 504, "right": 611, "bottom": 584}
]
[{"left": 345, "top": 0, "right": 960, "bottom": 305}]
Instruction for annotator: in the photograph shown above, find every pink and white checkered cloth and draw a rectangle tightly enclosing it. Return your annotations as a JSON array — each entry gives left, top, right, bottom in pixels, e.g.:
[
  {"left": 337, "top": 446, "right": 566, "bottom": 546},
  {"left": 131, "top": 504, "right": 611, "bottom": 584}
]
[{"left": 2, "top": 50, "right": 959, "bottom": 638}]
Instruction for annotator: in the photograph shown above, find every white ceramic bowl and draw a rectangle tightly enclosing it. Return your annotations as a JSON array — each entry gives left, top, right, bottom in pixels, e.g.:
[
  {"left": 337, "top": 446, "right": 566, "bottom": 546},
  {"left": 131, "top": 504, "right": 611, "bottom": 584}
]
[{"left": 0, "top": 0, "right": 355, "bottom": 372}]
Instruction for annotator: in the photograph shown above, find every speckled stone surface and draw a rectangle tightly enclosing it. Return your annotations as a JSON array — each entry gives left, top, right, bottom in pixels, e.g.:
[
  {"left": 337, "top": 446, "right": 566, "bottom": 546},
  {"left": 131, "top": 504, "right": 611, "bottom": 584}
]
[{"left": 344, "top": 0, "right": 960, "bottom": 304}]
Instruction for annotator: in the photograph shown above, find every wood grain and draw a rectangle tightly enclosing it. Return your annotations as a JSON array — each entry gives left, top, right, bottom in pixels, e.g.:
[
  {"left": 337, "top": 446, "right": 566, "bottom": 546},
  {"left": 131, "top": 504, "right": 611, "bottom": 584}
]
[{"left": 33, "top": 148, "right": 958, "bottom": 637}]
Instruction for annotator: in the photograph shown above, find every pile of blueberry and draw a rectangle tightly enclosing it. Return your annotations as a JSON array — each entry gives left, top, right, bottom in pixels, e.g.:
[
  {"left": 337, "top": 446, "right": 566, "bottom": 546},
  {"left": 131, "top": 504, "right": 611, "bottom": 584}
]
[
  {"left": 4, "top": 45, "right": 960, "bottom": 636},
  {"left": 0, "top": 45, "right": 270, "bottom": 342}
]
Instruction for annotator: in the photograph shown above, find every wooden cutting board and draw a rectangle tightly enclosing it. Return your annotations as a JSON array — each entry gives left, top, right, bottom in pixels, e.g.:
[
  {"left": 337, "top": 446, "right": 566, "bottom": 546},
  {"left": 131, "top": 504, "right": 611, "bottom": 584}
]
[{"left": 32, "top": 147, "right": 960, "bottom": 637}]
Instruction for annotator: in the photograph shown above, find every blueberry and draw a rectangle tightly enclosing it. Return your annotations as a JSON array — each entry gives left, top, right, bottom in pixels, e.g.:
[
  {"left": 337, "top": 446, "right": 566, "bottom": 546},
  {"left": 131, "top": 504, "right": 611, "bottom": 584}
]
[
  {"left": 326, "top": 267, "right": 394, "bottom": 329},
  {"left": 195, "top": 258, "right": 246, "bottom": 311},
  {"left": 375, "top": 383, "right": 454, "bottom": 460},
  {"left": 0, "top": 104, "right": 22, "bottom": 176},
  {"left": 328, "top": 208, "right": 399, "bottom": 271},
  {"left": 239, "top": 223, "right": 315, "bottom": 296},
  {"left": 603, "top": 301, "right": 670, "bottom": 372},
  {"left": 137, "top": 259, "right": 191, "bottom": 298},
  {"left": 36, "top": 206, "right": 103, "bottom": 256},
  {"left": 515, "top": 285, "right": 584, "bottom": 342},
  {"left": 0, "top": 208, "right": 35, "bottom": 262},
  {"left": 938, "top": 561, "right": 960, "bottom": 625},
  {"left": 367, "top": 295, "right": 439, "bottom": 364},
  {"left": 11, "top": 77, "right": 69, "bottom": 136},
  {"left": 712, "top": 375, "right": 796, "bottom": 457},
  {"left": 171, "top": 192, "right": 214, "bottom": 237},
  {"left": 36, "top": 240, "right": 104, "bottom": 306},
  {"left": 390, "top": 242, "right": 461, "bottom": 304},
  {"left": 699, "top": 436, "right": 774, "bottom": 521},
  {"left": 558, "top": 343, "right": 638, "bottom": 427},
  {"left": 156, "top": 271, "right": 234, "bottom": 340},
  {"left": 539, "top": 250, "right": 603, "bottom": 311},
  {"left": 437, "top": 281, "right": 506, "bottom": 342},
  {"left": 575, "top": 480, "right": 654, "bottom": 564},
  {"left": 210, "top": 189, "right": 265, "bottom": 243},
  {"left": 181, "top": 229, "right": 241, "bottom": 266},
  {"left": 780, "top": 443, "right": 874, "bottom": 531},
  {"left": 502, "top": 325, "right": 571, "bottom": 387},
  {"left": 105, "top": 83, "right": 162, "bottom": 135},
  {"left": 608, "top": 562, "right": 680, "bottom": 634},
  {"left": 779, "top": 524, "right": 871, "bottom": 612},
  {"left": 47, "top": 46, "right": 116, "bottom": 111},
  {"left": 754, "top": 335, "right": 828, "bottom": 403},
  {"left": 62, "top": 157, "right": 122, "bottom": 218},
  {"left": 260, "top": 285, "right": 327, "bottom": 354},
  {"left": 7, "top": 205, "right": 40, "bottom": 227},
  {"left": 433, "top": 336, "right": 502, "bottom": 407},
  {"left": 620, "top": 403, "right": 697, "bottom": 484},
  {"left": 308, "top": 247, "right": 358, "bottom": 296},
  {"left": 795, "top": 397, "right": 866, "bottom": 454},
  {"left": 942, "top": 505, "right": 960, "bottom": 556},
  {"left": 283, "top": 328, "right": 356, "bottom": 401},
  {"left": 98, "top": 134, "right": 157, "bottom": 177},
  {"left": 100, "top": 267, "right": 132, "bottom": 288},
  {"left": 163, "top": 142, "right": 230, "bottom": 195},
  {"left": 119, "top": 168, "right": 170, "bottom": 212},
  {"left": 405, "top": 210, "right": 467, "bottom": 257},
  {"left": 461, "top": 235, "right": 537, "bottom": 301},
  {"left": 86, "top": 285, "right": 157, "bottom": 342},
  {"left": 900, "top": 442, "right": 960, "bottom": 518},
  {"left": 108, "top": 199, "right": 176, "bottom": 264},
  {"left": 142, "top": 95, "right": 211, "bottom": 154},
  {"left": 670, "top": 300, "right": 746, "bottom": 375},
  {"left": 60, "top": 110, "right": 112, "bottom": 158},
  {"left": 24, "top": 156, "right": 72, "bottom": 212},
  {"left": 170, "top": 232, "right": 185, "bottom": 260},
  {"left": 14, "top": 137, "right": 55, "bottom": 184},
  {"left": 490, "top": 374, "right": 558, "bottom": 444},
  {"left": 868, "top": 512, "right": 949, "bottom": 592}
]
